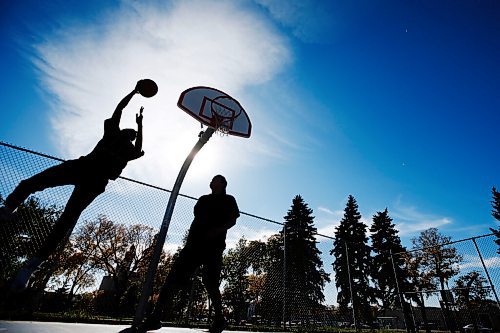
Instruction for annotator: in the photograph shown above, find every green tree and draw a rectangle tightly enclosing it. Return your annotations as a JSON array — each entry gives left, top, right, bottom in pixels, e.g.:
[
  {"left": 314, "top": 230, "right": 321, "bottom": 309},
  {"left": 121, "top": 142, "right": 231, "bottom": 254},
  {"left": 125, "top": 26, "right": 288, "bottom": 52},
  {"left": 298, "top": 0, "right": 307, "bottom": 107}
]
[
  {"left": 283, "top": 195, "right": 329, "bottom": 323},
  {"left": 222, "top": 238, "right": 251, "bottom": 322},
  {"left": 412, "top": 228, "right": 463, "bottom": 333},
  {"left": 412, "top": 228, "right": 463, "bottom": 291},
  {"left": 260, "top": 234, "right": 285, "bottom": 324},
  {"left": 369, "top": 209, "right": 416, "bottom": 333},
  {"left": 331, "top": 195, "right": 373, "bottom": 325},
  {"left": 221, "top": 238, "right": 268, "bottom": 323},
  {"left": 370, "top": 208, "right": 407, "bottom": 309},
  {"left": 245, "top": 239, "right": 268, "bottom": 320},
  {"left": 72, "top": 216, "right": 161, "bottom": 315},
  {"left": 400, "top": 250, "right": 433, "bottom": 333},
  {"left": 491, "top": 187, "right": 500, "bottom": 221},
  {"left": 488, "top": 187, "right": 500, "bottom": 253},
  {"left": 46, "top": 241, "right": 97, "bottom": 297},
  {"left": 453, "top": 271, "right": 491, "bottom": 329},
  {"left": 260, "top": 196, "right": 329, "bottom": 325},
  {"left": 0, "top": 195, "right": 62, "bottom": 287}
]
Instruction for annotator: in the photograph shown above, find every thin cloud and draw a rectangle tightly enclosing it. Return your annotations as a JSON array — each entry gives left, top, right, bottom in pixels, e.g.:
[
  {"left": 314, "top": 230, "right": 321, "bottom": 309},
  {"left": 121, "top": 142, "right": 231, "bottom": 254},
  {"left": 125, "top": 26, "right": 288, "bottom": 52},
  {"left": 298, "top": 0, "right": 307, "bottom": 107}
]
[
  {"left": 392, "top": 204, "right": 453, "bottom": 236},
  {"left": 32, "top": 0, "right": 292, "bottom": 191},
  {"left": 255, "top": 0, "right": 334, "bottom": 42},
  {"left": 317, "top": 206, "right": 340, "bottom": 216},
  {"left": 315, "top": 206, "right": 343, "bottom": 240},
  {"left": 318, "top": 206, "right": 335, "bottom": 215},
  {"left": 460, "top": 254, "right": 500, "bottom": 270},
  {"left": 226, "top": 225, "right": 278, "bottom": 249}
]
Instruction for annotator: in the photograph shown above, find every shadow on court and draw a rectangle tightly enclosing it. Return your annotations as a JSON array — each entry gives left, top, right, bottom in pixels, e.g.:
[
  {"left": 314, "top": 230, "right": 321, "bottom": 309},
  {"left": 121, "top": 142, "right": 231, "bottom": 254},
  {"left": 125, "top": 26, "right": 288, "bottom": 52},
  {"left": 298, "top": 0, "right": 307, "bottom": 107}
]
[{"left": 0, "top": 321, "right": 252, "bottom": 333}]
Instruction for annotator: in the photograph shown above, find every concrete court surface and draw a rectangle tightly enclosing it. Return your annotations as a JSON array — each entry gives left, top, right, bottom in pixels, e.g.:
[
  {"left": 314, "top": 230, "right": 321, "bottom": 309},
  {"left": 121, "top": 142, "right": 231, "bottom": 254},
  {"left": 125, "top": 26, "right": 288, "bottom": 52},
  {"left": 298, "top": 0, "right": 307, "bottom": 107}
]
[{"left": 0, "top": 321, "right": 237, "bottom": 333}]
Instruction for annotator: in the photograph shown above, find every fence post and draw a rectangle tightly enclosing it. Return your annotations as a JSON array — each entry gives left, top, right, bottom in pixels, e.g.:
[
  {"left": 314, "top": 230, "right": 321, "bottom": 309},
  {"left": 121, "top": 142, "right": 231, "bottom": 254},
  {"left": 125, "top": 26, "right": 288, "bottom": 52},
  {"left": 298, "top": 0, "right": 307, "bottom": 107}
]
[
  {"left": 345, "top": 241, "right": 357, "bottom": 330},
  {"left": 282, "top": 224, "right": 287, "bottom": 330},
  {"left": 390, "top": 250, "right": 412, "bottom": 333},
  {"left": 472, "top": 237, "right": 500, "bottom": 309}
]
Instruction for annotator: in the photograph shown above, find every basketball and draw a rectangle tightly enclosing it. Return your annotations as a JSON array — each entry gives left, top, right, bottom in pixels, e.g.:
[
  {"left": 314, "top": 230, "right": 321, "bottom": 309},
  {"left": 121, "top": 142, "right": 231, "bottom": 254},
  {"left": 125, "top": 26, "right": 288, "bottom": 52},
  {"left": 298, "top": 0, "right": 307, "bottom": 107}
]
[{"left": 137, "top": 79, "right": 158, "bottom": 98}]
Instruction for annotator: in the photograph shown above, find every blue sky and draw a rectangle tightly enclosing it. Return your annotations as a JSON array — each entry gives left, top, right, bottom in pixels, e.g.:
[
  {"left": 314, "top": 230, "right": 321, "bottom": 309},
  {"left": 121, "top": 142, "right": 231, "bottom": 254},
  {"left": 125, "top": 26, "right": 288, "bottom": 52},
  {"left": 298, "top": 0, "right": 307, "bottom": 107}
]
[{"left": 1, "top": 0, "right": 499, "bottom": 250}]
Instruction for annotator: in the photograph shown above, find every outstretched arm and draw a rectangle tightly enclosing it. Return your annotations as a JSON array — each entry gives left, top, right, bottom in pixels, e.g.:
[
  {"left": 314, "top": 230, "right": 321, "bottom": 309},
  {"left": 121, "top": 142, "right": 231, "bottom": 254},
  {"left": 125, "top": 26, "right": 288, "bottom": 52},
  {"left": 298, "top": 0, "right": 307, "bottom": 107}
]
[
  {"left": 134, "top": 107, "right": 145, "bottom": 158},
  {"left": 110, "top": 82, "right": 140, "bottom": 125}
]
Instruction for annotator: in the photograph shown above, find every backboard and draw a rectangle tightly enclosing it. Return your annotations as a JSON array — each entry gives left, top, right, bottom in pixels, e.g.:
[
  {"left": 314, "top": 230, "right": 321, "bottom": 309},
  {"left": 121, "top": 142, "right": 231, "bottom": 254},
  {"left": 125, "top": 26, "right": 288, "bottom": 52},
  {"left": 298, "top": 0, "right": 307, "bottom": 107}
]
[{"left": 178, "top": 86, "right": 251, "bottom": 138}]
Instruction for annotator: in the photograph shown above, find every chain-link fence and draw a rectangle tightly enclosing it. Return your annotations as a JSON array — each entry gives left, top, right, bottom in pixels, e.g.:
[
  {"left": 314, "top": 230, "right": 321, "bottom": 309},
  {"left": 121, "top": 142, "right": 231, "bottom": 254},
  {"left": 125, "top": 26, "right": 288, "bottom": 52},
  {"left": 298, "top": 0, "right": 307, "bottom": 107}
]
[
  {"left": 1, "top": 141, "right": 499, "bottom": 332},
  {"left": 391, "top": 234, "right": 500, "bottom": 333}
]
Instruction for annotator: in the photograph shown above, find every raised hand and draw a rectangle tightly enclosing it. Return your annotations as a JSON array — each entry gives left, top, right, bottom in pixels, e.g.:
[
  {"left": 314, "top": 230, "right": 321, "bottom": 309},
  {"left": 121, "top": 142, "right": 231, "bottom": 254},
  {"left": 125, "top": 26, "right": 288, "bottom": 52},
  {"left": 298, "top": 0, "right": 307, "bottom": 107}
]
[{"left": 136, "top": 107, "right": 144, "bottom": 125}]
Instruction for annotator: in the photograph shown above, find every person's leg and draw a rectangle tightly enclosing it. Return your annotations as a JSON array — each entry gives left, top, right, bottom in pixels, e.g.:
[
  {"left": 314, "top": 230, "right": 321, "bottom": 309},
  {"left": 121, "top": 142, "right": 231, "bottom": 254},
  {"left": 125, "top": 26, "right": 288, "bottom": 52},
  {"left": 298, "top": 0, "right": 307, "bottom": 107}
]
[
  {"left": 3, "top": 161, "right": 79, "bottom": 213},
  {"left": 145, "top": 246, "right": 201, "bottom": 325},
  {"left": 11, "top": 183, "right": 104, "bottom": 291},
  {"left": 37, "top": 184, "right": 104, "bottom": 259},
  {"left": 203, "top": 248, "right": 225, "bottom": 333}
]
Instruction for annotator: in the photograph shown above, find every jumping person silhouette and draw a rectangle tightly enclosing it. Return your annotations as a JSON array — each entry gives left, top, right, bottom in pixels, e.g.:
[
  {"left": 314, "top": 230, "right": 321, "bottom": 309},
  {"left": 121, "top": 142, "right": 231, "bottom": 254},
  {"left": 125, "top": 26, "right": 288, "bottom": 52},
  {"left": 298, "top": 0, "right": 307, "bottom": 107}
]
[
  {"left": 137, "top": 175, "right": 240, "bottom": 333},
  {"left": 0, "top": 82, "right": 147, "bottom": 291}
]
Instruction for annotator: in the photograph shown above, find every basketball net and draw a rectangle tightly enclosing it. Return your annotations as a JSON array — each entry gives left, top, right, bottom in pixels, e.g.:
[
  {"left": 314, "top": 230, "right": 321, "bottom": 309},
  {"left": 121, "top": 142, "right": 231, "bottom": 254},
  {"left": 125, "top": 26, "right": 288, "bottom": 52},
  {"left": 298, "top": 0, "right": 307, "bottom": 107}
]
[{"left": 211, "top": 102, "right": 235, "bottom": 136}]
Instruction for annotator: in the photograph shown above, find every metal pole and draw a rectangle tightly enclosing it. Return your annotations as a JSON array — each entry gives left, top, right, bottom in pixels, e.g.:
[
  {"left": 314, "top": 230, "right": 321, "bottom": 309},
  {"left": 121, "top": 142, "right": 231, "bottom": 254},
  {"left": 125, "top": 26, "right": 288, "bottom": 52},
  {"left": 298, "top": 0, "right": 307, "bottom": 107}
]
[
  {"left": 472, "top": 238, "right": 500, "bottom": 309},
  {"left": 344, "top": 241, "right": 357, "bottom": 330},
  {"left": 390, "top": 250, "right": 412, "bottom": 333},
  {"left": 408, "top": 296, "right": 418, "bottom": 333},
  {"left": 132, "top": 128, "right": 215, "bottom": 328},
  {"left": 282, "top": 224, "right": 287, "bottom": 330}
]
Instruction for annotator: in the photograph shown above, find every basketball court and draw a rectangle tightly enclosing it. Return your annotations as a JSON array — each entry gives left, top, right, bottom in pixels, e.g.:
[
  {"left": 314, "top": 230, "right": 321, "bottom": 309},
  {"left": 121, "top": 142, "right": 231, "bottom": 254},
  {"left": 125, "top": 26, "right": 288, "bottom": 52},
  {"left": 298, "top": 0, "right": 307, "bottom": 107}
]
[{"left": 0, "top": 321, "right": 271, "bottom": 333}]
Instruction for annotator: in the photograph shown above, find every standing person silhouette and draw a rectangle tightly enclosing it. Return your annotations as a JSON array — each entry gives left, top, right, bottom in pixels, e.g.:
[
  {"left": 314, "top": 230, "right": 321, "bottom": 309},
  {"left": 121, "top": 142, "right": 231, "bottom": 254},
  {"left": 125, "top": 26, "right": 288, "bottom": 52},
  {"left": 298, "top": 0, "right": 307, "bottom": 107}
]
[
  {"left": 0, "top": 82, "right": 147, "bottom": 291},
  {"left": 138, "top": 175, "right": 240, "bottom": 333}
]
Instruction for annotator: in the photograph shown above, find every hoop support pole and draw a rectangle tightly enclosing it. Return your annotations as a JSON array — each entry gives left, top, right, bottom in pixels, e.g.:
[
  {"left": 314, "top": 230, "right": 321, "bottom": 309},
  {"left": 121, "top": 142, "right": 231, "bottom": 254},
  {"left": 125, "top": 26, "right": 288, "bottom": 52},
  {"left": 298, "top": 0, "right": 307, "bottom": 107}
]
[{"left": 132, "top": 128, "right": 215, "bottom": 328}]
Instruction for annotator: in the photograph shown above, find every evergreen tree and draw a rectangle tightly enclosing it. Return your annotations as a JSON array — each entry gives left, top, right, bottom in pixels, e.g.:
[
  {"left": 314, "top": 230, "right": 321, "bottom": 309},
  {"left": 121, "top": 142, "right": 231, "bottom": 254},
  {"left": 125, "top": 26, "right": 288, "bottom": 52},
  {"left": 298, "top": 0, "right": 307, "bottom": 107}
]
[
  {"left": 369, "top": 208, "right": 407, "bottom": 308},
  {"left": 491, "top": 187, "right": 500, "bottom": 221},
  {"left": 370, "top": 209, "right": 416, "bottom": 333},
  {"left": 260, "top": 195, "right": 329, "bottom": 325},
  {"left": 331, "top": 195, "right": 373, "bottom": 324},
  {"left": 488, "top": 187, "right": 500, "bottom": 253},
  {"left": 283, "top": 195, "right": 329, "bottom": 323}
]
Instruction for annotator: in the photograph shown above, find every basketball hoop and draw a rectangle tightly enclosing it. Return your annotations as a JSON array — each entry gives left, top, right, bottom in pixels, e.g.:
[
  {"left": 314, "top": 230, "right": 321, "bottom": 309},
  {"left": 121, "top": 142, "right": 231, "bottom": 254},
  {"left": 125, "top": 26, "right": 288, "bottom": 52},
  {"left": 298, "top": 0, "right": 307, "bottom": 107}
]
[
  {"left": 177, "top": 86, "right": 252, "bottom": 138},
  {"left": 210, "top": 96, "right": 240, "bottom": 136}
]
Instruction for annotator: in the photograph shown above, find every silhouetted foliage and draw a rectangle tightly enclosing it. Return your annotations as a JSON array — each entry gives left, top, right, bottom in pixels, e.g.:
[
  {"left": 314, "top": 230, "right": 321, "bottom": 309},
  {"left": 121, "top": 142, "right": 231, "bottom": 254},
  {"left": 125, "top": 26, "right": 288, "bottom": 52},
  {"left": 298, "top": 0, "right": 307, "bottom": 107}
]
[
  {"left": 489, "top": 187, "right": 500, "bottom": 254},
  {"left": 261, "top": 195, "right": 329, "bottom": 325},
  {"left": 370, "top": 208, "right": 407, "bottom": 309},
  {"left": 411, "top": 228, "right": 463, "bottom": 333},
  {"left": 222, "top": 238, "right": 251, "bottom": 323},
  {"left": 331, "top": 195, "right": 373, "bottom": 324},
  {"left": 260, "top": 234, "right": 285, "bottom": 324},
  {"left": 411, "top": 228, "right": 463, "bottom": 291},
  {"left": 221, "top": 238, "right": 268, "bottom": 323},
  {"left": 283, "top": 195, "right": 329, "bottom": 323},
  {"left": 0, "top": 195, "right": 62, "bottom": 287}
]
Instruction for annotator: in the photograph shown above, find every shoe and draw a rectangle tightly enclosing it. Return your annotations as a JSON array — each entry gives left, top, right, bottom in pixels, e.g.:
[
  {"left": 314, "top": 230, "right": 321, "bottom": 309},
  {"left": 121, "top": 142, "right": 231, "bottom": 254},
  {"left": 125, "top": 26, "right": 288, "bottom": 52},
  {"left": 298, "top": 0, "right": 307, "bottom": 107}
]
[
  {"left": 209, "top": 317, "right": 226, "bottom": 333},
  {"left": 9, "top": 257, "right": 43, "bottom": 292}
]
